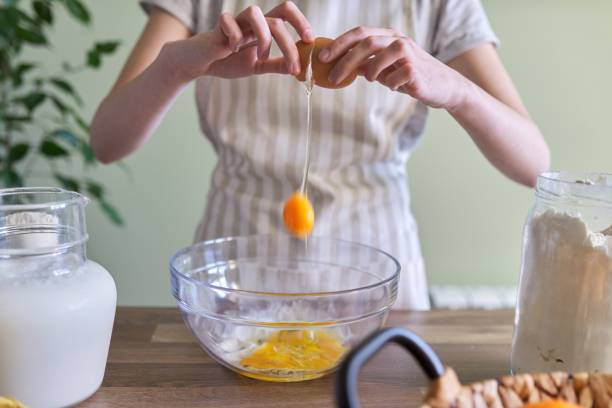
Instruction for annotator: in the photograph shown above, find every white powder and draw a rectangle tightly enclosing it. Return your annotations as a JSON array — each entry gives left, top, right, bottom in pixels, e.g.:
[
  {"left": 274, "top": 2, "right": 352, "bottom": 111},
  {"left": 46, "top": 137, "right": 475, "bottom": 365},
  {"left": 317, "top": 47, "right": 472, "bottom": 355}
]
[
  {"left": 512, "top": 209, "right": 612, "bottom": 373},
  {"left": 3, "top": 212, "right": 59, "bottom": 249},
  {"left": 5, "top": 212, "right": 58, "bottom": 226}
]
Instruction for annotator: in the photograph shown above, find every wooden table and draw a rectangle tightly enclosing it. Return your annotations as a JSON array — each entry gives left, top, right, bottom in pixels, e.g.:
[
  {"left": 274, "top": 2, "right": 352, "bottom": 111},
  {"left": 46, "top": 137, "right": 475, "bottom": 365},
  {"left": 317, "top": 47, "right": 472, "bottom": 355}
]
[{"left": 81, "top": 308, "right": 514, "bottom": 407}]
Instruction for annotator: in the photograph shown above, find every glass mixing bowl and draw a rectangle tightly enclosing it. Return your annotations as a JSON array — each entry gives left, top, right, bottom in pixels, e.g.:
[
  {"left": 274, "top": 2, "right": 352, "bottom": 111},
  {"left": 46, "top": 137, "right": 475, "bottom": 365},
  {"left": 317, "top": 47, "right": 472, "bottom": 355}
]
[{"left": 169, "top": 235, "right": 399, "bottom": 382}]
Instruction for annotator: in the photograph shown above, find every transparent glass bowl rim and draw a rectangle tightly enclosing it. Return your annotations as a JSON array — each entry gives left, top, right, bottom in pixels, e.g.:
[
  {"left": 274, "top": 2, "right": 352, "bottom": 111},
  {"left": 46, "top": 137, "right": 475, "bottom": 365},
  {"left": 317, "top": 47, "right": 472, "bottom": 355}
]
[{"left": 169, "top": 235, "right": 401, "bottom": 298}]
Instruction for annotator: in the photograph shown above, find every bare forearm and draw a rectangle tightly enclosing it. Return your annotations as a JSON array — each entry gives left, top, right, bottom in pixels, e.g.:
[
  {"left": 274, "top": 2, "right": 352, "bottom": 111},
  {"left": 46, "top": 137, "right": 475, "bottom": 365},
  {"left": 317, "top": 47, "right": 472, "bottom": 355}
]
[
  {"left": 448, "top": 80, "right": 550, "bottom": 187},
  {"left": 90, "top": 46, "right": 188, "bottom": 164}
]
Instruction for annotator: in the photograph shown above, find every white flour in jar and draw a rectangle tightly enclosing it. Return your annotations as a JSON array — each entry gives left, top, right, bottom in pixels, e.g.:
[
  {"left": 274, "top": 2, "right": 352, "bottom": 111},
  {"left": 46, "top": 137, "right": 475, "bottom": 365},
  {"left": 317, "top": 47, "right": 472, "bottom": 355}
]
[
  {"left": 4, "top": 211, "right": 59, "bottom": 249},
  {"left": 512, "top": 209, "right": 612, "bottom": 373}
]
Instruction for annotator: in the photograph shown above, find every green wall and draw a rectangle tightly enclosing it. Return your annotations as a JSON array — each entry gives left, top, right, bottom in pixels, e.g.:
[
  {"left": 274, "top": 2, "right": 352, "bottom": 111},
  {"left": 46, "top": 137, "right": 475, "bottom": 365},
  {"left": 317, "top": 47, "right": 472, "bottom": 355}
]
[{"left": 44, "top": 1, "right": 612, "bottom": 305}]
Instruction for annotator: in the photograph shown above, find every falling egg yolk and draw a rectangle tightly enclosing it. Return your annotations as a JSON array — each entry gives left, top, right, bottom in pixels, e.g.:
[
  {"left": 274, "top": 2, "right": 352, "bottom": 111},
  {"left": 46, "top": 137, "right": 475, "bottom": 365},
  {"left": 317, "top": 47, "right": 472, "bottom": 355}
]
[
  {"left": 295, "top": 37, "right": 357, "bottom": 89},
  {"left": 240, "top": 330, "right": 346, "bottom": 376},
  {"left": 283, "top": 192, "right": 314, "bottom": 237},
  {"left": 523, "top": 401, "right": 581, "bottom": 408}
]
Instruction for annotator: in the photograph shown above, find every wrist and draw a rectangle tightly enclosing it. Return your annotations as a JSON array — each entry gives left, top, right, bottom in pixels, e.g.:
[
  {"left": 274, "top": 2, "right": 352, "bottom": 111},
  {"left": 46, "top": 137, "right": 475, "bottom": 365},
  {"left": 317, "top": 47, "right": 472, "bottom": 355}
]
[
  {"left": 156, "top": 41, "right": 198, "bottom": 87},
  {"left": 446, "top": 75, "right": 476, "bottom": 115}
]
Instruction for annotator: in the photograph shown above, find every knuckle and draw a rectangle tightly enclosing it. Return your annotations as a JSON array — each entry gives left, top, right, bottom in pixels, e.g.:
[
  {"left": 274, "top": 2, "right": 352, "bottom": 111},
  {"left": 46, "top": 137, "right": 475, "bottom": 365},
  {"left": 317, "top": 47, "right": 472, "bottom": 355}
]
[
  {"left": 268, "top": 17, "right": 283, "bottom": 29},
  {"left": 282, "top": 1, "right": 296, "bottom": 10},
  {"left": 328, "top": 42, "right": 340, "bottom": 54},
  {"left": 352, "top": 26, "right": 366, "bottom": 36},
  {"left": 391, "top": 39, "right": 406, "bottom": 52},
  {"left": 363, "top": 36, "right": 377, "bottom": 48},
  {"left": 365, "top": 68, "right": 376, "bottom": 82},
  {"left": 246, "top": 5, "right": 260, "bottom": 15}
]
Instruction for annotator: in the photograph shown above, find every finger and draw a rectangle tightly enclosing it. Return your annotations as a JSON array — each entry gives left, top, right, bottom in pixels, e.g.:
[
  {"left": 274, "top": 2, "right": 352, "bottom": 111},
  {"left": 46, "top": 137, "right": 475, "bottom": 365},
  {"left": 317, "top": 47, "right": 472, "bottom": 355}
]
[
  {"left": 254, "top": 56, "right": 292, "bottom": 75},
  {"left": 266, "top": 1, "right": 314, "bottom": 42},
  {"left": 219, "top": 13, "right": 243, "bottom": 52},
  {"left": 237, "top": 5, "right": 272, "bottom": 59},
  {"left": 383, "top": 63, "right": 413, "bottom": 91},
  {"left": 235, "top": 33, "right": 258, "bottom": 51},
  {"left": 371, "top": 65, "right": 395, "bottom": 84},
  {"left": 267, "top": 17, "right": 301, "bottom": 74},
  {"left": 320, "top": 26, "right": 402, "bottom": 62},
  {"left": 363, "top": 39, "right": 409, "bottom": 82},
  {"left": 329, "top": 35, "right": 396, "bottom": 85}
]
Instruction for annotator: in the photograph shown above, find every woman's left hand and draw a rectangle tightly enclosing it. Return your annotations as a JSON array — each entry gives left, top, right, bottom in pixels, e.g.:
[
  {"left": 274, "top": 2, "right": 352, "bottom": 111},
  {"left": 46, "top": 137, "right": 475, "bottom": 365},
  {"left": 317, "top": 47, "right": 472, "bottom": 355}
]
[{"left": 319, "top": 27, "right": 468, "bottom": 110}]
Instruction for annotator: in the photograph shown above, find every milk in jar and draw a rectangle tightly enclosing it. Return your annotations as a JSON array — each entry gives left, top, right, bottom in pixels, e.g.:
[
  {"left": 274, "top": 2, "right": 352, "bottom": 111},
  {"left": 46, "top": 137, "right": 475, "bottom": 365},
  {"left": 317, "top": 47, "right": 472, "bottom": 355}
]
[{"left": 0, "top": 188, "right": 116, "bottom": 408}]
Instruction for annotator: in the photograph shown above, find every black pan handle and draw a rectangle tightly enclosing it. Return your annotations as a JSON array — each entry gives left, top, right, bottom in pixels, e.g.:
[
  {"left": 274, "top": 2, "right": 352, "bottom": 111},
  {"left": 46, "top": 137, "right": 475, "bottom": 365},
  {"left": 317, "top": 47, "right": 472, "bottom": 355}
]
[{"left": 335, "top": 327, "right": 445, "bottom": 408}]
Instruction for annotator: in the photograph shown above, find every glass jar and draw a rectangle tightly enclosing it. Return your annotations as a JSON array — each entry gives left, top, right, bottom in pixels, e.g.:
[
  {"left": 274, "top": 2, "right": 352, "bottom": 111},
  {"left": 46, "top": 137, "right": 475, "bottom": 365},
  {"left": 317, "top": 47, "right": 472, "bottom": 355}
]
[
  {"left": 512, "top": 172, "right": 612, "bottom": 373},
  {"left": 0, "top": 188, "right": 116, "bottom": 407}
]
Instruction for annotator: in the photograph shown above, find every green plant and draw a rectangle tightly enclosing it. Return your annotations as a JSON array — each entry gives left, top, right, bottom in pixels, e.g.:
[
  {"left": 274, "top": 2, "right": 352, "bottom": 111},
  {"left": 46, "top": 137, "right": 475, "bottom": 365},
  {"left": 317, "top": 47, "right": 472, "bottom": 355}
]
[{"left": 0, "top": 0, "right": 124, "bottom": 225}]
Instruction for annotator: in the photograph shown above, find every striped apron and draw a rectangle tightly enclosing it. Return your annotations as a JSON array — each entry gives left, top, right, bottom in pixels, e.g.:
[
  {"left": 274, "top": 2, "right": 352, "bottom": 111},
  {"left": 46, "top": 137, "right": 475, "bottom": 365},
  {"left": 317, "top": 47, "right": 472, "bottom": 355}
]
[{"left": 193, "top": 0, "right": 430, "bottom": 310}]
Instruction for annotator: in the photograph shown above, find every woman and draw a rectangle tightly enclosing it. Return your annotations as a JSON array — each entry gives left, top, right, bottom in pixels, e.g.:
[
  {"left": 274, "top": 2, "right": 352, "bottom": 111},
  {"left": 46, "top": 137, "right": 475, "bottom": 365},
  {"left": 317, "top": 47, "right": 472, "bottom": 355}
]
[{"left": 91, "top": 0, "right": 549, "bottom": 310}]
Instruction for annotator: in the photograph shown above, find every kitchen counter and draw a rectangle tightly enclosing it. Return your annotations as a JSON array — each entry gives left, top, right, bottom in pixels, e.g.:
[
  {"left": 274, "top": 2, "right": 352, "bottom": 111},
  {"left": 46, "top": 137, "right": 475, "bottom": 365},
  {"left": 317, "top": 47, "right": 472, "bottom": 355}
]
[{"left": 81, "top": 308, "right": 514, "bottom": 407}]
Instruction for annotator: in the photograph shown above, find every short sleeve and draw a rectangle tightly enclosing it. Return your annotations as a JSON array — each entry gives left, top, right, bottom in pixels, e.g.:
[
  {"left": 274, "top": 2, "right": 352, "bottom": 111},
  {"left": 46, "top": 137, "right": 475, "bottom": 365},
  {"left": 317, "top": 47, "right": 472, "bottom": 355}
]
[
  {"left": 431, "top": 0, "right": 499, "bottom": 63},
  {"left": 139, "top": 0, "right": 197, "bottom": 33}
]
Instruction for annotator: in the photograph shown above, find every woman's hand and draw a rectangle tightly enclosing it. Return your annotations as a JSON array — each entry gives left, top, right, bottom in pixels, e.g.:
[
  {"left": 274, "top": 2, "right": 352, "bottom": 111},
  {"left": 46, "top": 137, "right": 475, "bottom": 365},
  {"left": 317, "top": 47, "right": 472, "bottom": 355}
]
[
  {"left": 91, "top": 2, "right": 313, "bottom": 164},
  {"left": 320, "top": 27, "right": 469, "bottom": 110},
  {"left": 165, "top": 1, "right": 314, "bottom": 82},
  {"left": 321, "top": 26, "right": 550, "bottom": 188}
]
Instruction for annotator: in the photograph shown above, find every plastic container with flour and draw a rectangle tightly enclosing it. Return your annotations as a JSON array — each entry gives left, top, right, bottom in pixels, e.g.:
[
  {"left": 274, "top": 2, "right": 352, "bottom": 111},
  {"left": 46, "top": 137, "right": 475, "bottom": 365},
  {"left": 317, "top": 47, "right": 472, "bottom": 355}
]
[{"left": 0, "top": 188, "right": 116, "bottom": 407}]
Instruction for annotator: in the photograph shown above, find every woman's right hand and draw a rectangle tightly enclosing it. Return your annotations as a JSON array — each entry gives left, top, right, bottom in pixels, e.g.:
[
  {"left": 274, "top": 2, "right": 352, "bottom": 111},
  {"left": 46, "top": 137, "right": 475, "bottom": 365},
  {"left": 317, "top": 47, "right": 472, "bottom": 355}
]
[
  {"left": 164, "top": 1, "right": 314, "bottom": 82},
  {"left": 91, "top": 2, "right": 312, "bottom": 164}
]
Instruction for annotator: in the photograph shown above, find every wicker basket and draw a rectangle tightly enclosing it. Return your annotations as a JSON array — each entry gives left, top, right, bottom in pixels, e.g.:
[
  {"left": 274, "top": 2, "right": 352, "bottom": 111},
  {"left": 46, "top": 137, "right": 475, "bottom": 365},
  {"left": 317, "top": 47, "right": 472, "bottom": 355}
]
[{"left": 335, "top": 328, "right": 607, "bottom": 408}]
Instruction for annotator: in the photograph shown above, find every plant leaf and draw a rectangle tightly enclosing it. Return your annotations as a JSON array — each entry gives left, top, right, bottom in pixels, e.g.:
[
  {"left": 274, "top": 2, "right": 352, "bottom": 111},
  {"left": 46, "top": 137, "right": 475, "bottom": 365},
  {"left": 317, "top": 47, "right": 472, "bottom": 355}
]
[
  {"left": 54, "top": 173, "right": 80, "bottom": 192},
  {"left": 17, "top": 91, "right": 46, "bottom": 112},
  {"left": 11, "top": 62, "right": 36, "bottom": 87},
  {"left": 2, "top": 114, "right": 30, "bottom": 123},
  {"left": 62, "top": 0, "right": 90, "bottom": 25},
  {"left": 71, "top": 112, "right": 90, "bottom": 133},
  {"left": 85, "top": 180, "right": 104, "bottom": 199},
  {"left": 0, "top": 8, "right": 19, "bottom": 34},
  {"left": 49, "top": 95, "right": 68, "bottom": 116},
  {"left": 40, "top": 139, "right": 69, "bottom": 157},
  {"left": 50, "top": 129, "right": 78, "bottom": 147},
  {"left": 33, "top": 0, "right": 53, "bottom": 24},
  {"left": 86, "top": 49, "right": 100, "bottom": 68},
  {"left": 79, "top": 140, "right": 95, "bottom": 164},
  {"left": 116, "top": 161, "right": 133, "bottom": 179},
  {"left": 95, "top": 41, "right": 119, "bottom": 54},
  {"left": 1, "top": 169, "right": 24, "bottom": 188},
  {"left": 15, "top": 25, "right": 47, "bottom": 45},
  {"left": 7, "top": 143, "right": 29, "bottom": 163},
  {"left": 16, "top": 8, "right": 39, "bottom": 26},
  {"left": 49, "top": 77, "right": 83, "bottom": 106},
  {"left": 100, "top": 200, "right": 124, "bottom": 226},
  {"left": 85, "top": 41, "right": 120, "bottom": 69}
]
